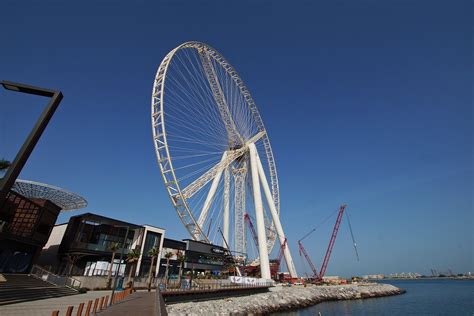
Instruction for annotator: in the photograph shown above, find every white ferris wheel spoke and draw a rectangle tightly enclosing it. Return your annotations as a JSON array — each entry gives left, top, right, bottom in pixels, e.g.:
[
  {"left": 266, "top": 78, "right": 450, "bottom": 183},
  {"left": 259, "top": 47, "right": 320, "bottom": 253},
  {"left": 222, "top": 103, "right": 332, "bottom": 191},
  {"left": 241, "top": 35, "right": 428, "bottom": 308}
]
[
  {"left": 198, "top": 47, "right": 243, "bottom": 147},
  {"left": 179, "top": 131, "right": 266, "bottom": 199},
  {"left": 196, "top": 152, "right": 228, "bottom": 235}
]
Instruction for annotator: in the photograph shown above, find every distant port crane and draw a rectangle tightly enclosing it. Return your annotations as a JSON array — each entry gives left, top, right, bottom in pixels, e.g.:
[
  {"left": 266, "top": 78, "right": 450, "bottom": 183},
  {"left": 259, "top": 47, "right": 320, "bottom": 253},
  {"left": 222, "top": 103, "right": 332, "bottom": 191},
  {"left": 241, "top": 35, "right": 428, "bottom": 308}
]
[{"left": 298, "top": 204, "right": 357, "bottom": 282}]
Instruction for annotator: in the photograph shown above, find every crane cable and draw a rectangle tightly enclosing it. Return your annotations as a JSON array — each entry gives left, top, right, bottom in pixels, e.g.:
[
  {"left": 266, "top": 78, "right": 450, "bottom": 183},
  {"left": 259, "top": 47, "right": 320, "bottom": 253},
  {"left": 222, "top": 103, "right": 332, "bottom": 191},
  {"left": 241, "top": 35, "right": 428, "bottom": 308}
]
[
  {"left": 299, "top": 207, "right": 339, "bottom": 242},
  {"left": 345, "top": 210, "right": 359, "bottom": 261}
]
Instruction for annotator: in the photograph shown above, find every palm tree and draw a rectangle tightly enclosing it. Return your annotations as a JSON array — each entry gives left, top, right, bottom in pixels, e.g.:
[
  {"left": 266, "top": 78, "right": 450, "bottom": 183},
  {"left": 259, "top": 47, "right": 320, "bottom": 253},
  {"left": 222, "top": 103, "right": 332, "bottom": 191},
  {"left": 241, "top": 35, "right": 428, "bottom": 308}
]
[
  {"left": 0, "top": 159, "right": 10, "bottom": 171},
  {"left": 126, "top": 248, "right": 141, "bottom": 285},
  {"left": 106, "top": 242, "right": 121, "bottom": 288},
  {"left": 164, "top": 251, "right": 174, "bottom": 285},
  {"left": 147, "top": 246, "right": 160, "bottom": 291},
  {"left": 0, "top": 159, "right": 10, "bottom": 178},
  {"left": 177, "top": 251, "right": 185, "bottom": 285}
]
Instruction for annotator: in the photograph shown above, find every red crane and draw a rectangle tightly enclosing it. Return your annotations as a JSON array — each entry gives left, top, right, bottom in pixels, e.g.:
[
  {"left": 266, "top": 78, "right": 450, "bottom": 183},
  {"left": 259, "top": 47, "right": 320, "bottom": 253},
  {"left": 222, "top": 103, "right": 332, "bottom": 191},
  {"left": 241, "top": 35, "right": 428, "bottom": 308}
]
[
  {"left": 274, "top": 238, "right": 287, "bottom": 272},
  {"left": 319, "top": 204, "right": 346, "bottom": 279},
  {"left": 298, "top": 204, "right": 347, "bottom": 282},
  {"left": 244, "top": 213, "right": 258, "bottom": 248},
  {"left": 298, "top": 240, "right": 319, "bottom": 280}
]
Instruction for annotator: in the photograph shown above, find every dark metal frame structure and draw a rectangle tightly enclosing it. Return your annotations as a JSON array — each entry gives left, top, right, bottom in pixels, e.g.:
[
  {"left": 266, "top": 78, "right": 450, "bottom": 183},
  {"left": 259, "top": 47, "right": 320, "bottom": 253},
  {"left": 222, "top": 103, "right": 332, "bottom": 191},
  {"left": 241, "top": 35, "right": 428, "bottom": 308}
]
[{"left": 0, "top": 80, "right": 63, "bottom": 206}]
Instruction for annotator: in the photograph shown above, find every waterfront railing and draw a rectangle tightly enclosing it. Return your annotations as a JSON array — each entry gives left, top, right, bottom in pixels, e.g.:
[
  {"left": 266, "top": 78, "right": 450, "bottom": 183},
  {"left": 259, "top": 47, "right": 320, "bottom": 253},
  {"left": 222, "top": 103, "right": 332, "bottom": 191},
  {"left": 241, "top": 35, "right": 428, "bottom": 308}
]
[
  {"left": 30, "top": 265, "right": 82, "bottom": 288},
  {"left": 160, "top": 278, "right": 273, "bottom": 292}
]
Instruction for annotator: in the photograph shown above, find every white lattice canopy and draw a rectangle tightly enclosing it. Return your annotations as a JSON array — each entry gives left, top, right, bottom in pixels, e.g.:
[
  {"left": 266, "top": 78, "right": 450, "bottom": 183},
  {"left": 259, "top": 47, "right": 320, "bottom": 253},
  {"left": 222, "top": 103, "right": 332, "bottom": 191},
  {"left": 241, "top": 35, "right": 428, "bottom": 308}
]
[{"left": 12, "top": 179, "right": 88, "bottom": 211}]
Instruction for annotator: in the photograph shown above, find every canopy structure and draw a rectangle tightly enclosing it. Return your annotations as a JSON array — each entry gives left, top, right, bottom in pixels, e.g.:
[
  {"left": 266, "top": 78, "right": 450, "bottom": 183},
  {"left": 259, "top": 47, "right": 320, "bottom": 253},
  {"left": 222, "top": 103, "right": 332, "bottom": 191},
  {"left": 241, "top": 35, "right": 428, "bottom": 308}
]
[{"left": 11, "top": 179, "right": 87, "bottom": 211}]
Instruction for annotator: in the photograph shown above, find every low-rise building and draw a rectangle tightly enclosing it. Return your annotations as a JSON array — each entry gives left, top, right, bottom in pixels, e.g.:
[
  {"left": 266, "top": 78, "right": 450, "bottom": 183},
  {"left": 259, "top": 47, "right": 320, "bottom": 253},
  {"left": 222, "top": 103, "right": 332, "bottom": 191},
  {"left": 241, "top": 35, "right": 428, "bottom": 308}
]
[{"left": 38, "top": 212, "right": 165, "bottom": 278}]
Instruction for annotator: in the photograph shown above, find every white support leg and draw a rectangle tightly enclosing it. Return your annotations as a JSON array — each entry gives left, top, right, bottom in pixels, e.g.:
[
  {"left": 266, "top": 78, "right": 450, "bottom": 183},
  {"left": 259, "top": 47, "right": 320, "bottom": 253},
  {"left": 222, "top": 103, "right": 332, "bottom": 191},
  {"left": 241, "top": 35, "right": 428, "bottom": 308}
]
[
  {"left": 196, "top": 152, "right": 228, "bottom": 237},
  {"left": 233, "top": 163, "right": 247, "bottom": 255},
  {"left": 223, "top": 167, "right": 230, "bottom": 248},
  {"left": 255, "top": 150, "right": 298, "bottom": 278},
  {"left": 248, "top": 143, "right": 271, "bottom": 279}
]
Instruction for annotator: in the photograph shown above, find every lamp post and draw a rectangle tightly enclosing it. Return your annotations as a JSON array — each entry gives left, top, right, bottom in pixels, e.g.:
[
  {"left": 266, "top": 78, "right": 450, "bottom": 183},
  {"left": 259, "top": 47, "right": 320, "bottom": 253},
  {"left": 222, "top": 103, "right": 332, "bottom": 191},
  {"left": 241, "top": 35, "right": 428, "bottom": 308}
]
[
  {"left": 0, "top": 81, "right": 63, "bottom": 206},
  {"left": 110, "top": 225, "right": 130, "bottom": 306}
]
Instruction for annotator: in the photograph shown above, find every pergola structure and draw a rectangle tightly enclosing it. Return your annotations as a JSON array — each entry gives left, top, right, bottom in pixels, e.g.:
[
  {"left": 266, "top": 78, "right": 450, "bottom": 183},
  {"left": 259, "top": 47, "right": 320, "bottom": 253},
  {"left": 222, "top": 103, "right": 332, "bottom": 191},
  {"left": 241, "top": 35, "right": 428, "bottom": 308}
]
[{"left": 12, "top": 179, "right": 87, "bottom": 211}]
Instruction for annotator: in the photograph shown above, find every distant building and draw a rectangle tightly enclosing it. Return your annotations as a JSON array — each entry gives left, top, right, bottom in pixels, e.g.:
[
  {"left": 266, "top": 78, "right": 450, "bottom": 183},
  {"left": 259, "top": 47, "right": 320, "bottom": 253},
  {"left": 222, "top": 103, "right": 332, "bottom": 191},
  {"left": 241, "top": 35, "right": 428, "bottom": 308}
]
[{"left": 362, "top": 274, "right": 385, "bottom": 279}]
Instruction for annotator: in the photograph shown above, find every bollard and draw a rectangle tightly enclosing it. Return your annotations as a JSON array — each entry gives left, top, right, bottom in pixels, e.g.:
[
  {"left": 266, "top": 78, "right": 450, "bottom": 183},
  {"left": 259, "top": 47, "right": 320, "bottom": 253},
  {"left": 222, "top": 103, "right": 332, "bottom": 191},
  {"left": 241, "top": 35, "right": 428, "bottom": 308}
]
[
  {"left": 77, "top": 302, "right": 84, "bottom": 316},
  {"left": 51, "top": 311, "right": 59, "bottom": 316},
  {"left": 65, "top": 306, "right": 74, "bottom": 316},
  {"left": 99, "top": 297, "right": 105, "bottom": 310},
  {"left": 103, "top": 295, "right": 109, "bottom": 309},
  {"left": 85, "top": 300, "right": 92, "bottom": 316},
  {"left": 92, "top": 298, "right": 100, "bottom": 314}
]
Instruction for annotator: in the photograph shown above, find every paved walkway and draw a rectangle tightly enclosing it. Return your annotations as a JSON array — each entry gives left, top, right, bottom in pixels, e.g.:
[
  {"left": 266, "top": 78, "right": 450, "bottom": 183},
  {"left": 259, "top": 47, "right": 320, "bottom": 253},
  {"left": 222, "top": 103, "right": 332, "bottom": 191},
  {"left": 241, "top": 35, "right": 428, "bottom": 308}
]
[
  {"left": 0, "top": 290, "right": 112, "bottom": 316},
  {"left": 96, "top": 291, "right": 160, "bottom": 315}
]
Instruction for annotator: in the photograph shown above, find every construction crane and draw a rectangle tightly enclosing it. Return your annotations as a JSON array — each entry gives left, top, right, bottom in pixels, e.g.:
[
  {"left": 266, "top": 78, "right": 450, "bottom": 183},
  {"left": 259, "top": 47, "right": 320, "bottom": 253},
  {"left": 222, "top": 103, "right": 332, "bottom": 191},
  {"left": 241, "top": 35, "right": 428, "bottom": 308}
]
[
  {"left": 274, "top": 238, "right": 287, "bottom": 272},
  {"left": 298, "top": 239, "right": 319, "bottom": 280},
  {"left": 298, "top": 204, "right": 350, "bottom": 282},
  {"left": 244, "top": 213, "right": 258, "bottom": 248}
]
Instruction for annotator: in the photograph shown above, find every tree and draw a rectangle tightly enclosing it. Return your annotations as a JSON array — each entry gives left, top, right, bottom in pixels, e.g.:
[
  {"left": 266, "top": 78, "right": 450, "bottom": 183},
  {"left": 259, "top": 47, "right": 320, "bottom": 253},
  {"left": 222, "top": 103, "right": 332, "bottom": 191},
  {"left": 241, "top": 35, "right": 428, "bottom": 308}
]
[
  {"left": 106, "top": 242, "right": 121, "bottom": 289},
  {"left": 126, "top": 248, "right": 141, "bottom": 285},
  {"left": 177, "top": 251, "right": 185, "bottom": 285},
  {"left": 0, "top": 159, "right": 10, "bottom": 171},
  {"left": 147, "top": 246, "right": 160, "bottom": 291},
  {"left": 164, "top": 251, "right": 174, "bottom": 285}
]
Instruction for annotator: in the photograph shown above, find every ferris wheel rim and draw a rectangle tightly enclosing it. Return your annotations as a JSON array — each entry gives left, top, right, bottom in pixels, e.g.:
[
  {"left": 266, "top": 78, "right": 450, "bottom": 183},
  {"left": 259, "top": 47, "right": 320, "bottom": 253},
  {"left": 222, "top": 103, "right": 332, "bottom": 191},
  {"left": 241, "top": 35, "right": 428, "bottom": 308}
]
[{"left": 151, "top": 41, "right": 280, "bottom": 251}]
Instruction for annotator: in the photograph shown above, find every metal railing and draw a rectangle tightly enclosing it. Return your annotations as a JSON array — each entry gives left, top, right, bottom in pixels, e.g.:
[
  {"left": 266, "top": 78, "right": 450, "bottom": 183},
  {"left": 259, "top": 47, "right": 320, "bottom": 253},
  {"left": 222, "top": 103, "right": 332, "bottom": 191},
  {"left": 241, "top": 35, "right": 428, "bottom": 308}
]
[
  {"left": 30, "top": 265, "right": 82, "bottom": 288},
  {"left": 82, "top": 267, "right": 126, "bottom": 277},
  {"left": 159, "top": 277, "right": 273, "bottom": 292}
]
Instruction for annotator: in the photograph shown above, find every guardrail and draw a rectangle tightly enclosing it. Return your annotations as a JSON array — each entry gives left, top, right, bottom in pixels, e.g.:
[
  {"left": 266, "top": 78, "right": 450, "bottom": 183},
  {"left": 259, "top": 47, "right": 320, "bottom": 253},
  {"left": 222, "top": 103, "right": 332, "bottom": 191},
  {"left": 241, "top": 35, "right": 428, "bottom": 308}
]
[
  {"left": 160, "top": 278, "right": 274, "bottom": 292},
  {"left": 31, "top": 265, "right": 82, "bottom": 288}
]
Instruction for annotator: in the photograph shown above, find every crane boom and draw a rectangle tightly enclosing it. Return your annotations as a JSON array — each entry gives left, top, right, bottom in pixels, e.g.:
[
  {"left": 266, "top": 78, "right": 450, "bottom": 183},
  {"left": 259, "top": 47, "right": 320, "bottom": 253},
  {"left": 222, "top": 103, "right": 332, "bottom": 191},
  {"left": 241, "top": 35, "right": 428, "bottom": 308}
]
[
  {"left": 244, "top": 213, "right": 259, "bottom": 248},
  {"left": 319, "top": 204, "right": 346, "bottom": 279},
  {"left": 298, "top": 240, "right": 319, "bottom": 280}
]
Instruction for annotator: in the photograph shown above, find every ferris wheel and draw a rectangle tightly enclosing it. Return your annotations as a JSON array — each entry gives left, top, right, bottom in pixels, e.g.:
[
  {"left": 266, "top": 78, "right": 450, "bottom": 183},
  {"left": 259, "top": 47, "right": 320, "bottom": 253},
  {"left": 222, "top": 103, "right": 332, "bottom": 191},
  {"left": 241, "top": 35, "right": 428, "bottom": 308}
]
[{"left": 151, "top": 42, "right": 296, "bottom": 279}]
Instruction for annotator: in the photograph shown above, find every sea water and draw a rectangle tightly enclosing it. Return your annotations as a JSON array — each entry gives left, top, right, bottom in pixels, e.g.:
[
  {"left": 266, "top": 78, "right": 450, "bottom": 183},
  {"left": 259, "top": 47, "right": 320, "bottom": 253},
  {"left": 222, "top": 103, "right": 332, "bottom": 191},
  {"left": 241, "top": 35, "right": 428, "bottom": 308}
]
[{"left": 272, "top": 279, "right": 473, "bottom": 315}]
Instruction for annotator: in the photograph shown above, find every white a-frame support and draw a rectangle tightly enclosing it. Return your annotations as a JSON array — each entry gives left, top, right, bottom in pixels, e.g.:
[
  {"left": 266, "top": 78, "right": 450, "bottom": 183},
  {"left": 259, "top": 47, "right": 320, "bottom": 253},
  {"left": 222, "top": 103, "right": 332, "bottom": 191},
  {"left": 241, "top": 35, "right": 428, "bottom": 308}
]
[
  {"left": 223, "top": 166, "right": 230, "bottom": 248},
  {"left": 196, "top": 152, "right": 228, "bottom": 239},
  {"left": 248, "top": 143, "right": 271, "bottom": 279},
  {"left": 254, "top": 150, "right": 298, "bottom": 278}
]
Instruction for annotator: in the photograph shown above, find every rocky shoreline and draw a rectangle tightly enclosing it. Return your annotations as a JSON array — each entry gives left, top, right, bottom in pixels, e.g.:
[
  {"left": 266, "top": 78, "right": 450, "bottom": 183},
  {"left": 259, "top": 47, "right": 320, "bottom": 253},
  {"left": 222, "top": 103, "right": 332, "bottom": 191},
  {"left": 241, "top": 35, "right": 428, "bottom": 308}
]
[{"left": 166, "top": 283, "right": 405, "bottom": 315}]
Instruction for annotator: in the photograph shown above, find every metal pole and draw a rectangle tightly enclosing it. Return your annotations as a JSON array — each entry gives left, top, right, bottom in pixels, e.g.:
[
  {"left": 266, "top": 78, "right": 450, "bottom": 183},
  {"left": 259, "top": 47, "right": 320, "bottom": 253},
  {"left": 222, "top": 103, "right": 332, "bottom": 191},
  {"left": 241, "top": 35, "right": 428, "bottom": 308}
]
[
  {"left": 110, "top": 226, "right": 129, "bottom": 306},
  {"left": 0, "top": 81, "right": 62, "bottom": 205}
]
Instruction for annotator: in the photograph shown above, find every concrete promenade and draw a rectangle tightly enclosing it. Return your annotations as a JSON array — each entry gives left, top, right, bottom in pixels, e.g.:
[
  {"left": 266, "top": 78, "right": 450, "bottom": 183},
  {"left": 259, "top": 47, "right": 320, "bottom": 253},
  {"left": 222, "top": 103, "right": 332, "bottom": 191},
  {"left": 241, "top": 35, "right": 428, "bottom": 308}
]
[
  {"left": 0, "top": 290, "right": 111, "bottom": 316},
  {"left": 96, "top": 291, "right": 158, "bottom": 315}
]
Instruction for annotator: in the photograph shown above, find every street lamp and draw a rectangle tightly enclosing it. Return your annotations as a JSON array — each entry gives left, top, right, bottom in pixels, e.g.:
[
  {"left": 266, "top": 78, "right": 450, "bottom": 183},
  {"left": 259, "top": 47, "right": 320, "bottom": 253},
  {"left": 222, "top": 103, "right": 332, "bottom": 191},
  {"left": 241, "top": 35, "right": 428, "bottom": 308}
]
[
  {"left": 110, "top": 225, "right": 130, "bottom": 306},
  {"left": 0, "top": 80, "right": 63, "bottom": 205}
]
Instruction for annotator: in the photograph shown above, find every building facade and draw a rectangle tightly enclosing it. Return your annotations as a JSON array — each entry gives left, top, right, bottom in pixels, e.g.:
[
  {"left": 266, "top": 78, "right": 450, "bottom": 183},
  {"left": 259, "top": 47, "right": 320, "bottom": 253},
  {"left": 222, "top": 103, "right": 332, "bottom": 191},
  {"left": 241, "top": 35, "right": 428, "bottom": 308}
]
[
  {"left": 157, "top": 238, "right": 230, "bottom": 277},
  {"left": 0, "top": 191, "right": 62, "bottom": 273},
  {"left": 38, "top": 213, "right": 165, "bottom": 278}
]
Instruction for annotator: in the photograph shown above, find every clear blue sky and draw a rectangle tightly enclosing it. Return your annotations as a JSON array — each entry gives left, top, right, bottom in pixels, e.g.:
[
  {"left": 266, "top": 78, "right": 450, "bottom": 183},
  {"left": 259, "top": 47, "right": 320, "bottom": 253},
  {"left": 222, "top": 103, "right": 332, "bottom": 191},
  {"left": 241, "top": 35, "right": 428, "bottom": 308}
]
[{"left": 1, "top": 0, "right": 472, "bottom": 277}]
